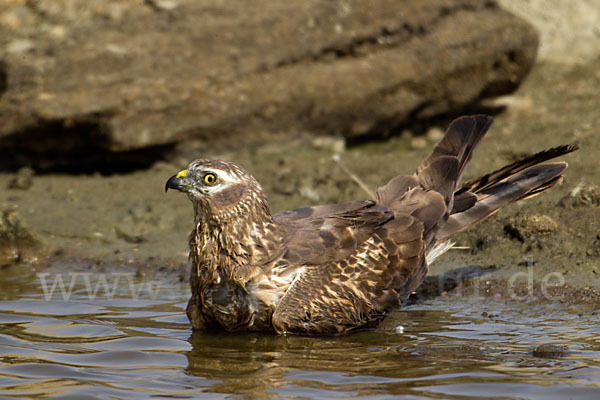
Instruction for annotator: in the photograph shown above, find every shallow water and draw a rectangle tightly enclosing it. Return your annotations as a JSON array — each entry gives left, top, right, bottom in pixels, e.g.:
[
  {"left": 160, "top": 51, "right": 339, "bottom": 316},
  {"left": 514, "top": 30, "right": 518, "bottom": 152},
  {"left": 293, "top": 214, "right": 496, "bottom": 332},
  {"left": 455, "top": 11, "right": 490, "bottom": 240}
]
[{"left": 1, "top": 264, "right": 599, "bottom": 400}]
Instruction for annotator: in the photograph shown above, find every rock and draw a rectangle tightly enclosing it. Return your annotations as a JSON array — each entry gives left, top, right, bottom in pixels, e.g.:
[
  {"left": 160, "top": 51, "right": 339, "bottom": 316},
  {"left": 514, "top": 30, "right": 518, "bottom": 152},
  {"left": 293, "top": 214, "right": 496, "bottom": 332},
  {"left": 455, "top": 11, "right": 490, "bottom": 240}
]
[
  {"left": 558, "top": 184, "right": 600, "bottom": 209},
  {"left": 114, "top": 203, "right": 159, "bottom": 244},
  {"left": 0, "top": 208, "right": 39, "bottom": 265},
  {"left": 410, "top": 137, "right": 428, "bottom": 150},
  {"left": 115, "top": 226, "right": 146, "bottom": 244},
  {"left": 299, "top": 186, "right": 321, "bottom": 202},
  {"left": 145, "top": 0, "right": 180, "bottom": 12},
  {"left": 311, "top": 136, "right": 346, "bottom": 153},
  {"left": 426, "top": 126, "right": 445, "bottom": 142},
  {"left": 0, "top": 209, "right": 38, "bottom": 246},
  {"left": 8, "top": 166, "right": 34, "bottom": 190},
  {"left": 498, "top": 0, "right": 600, "bottom": 64},
  {"left": 532, "top": 344, "right": 568, "bottom": 358},
  {"left": 0, "top": 0, "right": 538, "bottom": 170},
  {"left": 504, "top": 214, "right": 559, "bottom": 242},
  {"left": 5, "top": 39, "right": 34, "bottom": 55}
]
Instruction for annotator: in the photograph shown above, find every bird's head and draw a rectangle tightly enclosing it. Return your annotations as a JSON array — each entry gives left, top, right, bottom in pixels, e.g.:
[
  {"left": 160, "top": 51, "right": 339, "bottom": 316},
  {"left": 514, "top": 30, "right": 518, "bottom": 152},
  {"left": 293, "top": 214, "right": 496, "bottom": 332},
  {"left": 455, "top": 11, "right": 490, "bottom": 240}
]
[{"left": 165, "top": 159, "right": 270, "bottom": 223}]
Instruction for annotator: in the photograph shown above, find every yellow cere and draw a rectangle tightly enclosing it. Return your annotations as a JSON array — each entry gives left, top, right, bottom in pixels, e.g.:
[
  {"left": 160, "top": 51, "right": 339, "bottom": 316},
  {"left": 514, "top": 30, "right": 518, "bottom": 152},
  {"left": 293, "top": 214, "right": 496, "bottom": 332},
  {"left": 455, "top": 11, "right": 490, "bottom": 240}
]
[{"left": 176, "top": 169, "right": 188, "bottom": 179}]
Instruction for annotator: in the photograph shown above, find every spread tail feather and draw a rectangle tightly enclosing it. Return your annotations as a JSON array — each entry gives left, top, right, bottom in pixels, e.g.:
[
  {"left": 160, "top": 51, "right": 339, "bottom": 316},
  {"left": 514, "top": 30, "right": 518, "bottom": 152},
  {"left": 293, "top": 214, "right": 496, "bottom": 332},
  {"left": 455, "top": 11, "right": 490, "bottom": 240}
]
[
  {"left": 436, "top": 144, "right": 578, "bottom": 242},
  {"left": 376, "top": 115, "right": 494, "bottom": 209},
  {"left": 416, "top": 115, "right": 493, "bottom": 203}
]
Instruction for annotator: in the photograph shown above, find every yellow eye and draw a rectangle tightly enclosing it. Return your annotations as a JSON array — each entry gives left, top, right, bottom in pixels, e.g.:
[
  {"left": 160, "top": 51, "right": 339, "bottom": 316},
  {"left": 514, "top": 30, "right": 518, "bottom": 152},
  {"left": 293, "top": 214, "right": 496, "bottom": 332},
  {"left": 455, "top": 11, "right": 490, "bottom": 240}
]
[{"left": 203, "top": 173, "right": 217, "bottom": 185}]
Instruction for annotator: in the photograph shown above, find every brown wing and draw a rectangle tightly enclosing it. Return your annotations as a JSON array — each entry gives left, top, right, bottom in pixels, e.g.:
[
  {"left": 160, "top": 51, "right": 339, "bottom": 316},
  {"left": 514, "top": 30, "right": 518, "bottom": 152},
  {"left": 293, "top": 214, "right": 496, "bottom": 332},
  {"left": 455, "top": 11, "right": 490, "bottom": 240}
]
[
  {"left": 271, "top": 116, "right": 496, "bottom": 335},
  {"left": 272, "top": 202, "right": 393, "bottom": 268},
  {"left": 274, "top": 200, "right": 375, "bottom": 223},
  {"left": 272, "top": 214, "right": 425, "bottom": 335}
]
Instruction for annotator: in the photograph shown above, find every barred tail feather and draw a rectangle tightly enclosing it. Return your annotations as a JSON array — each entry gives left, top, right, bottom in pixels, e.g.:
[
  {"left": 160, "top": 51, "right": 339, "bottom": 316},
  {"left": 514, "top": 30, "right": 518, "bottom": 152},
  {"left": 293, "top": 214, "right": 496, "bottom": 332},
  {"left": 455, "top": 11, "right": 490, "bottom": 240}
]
[
  {"left": 436, "top": 161, "right": 570, "bottom": 242},
  {"left": 455, "top": 144, "right": 578, "bottom": 196},
  {"left": 416, "top": 115, "right": 493, "bottom": 202}
]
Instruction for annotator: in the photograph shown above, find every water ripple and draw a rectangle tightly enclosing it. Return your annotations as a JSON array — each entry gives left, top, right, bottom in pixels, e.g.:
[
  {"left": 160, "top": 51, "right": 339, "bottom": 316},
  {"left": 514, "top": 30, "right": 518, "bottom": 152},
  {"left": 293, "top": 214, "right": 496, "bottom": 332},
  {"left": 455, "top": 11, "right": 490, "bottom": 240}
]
[{"left": 0, "top": 265, "right": 599, "bottom": 399}]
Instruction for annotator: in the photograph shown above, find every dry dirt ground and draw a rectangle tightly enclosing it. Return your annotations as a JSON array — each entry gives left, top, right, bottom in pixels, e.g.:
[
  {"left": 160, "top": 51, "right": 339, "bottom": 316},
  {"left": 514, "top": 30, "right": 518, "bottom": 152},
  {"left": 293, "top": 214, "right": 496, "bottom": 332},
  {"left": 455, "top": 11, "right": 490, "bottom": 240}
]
[{"left": 1, "top": 55, "right": 599, "bottom": 300}]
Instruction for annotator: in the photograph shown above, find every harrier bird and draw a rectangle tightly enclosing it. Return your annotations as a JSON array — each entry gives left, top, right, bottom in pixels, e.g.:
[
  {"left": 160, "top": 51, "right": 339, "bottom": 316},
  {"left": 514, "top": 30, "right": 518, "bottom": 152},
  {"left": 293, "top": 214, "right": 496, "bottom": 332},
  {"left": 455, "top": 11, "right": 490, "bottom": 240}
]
[{"left": 165, "top": 115, "right": 575, "bottom": 335}]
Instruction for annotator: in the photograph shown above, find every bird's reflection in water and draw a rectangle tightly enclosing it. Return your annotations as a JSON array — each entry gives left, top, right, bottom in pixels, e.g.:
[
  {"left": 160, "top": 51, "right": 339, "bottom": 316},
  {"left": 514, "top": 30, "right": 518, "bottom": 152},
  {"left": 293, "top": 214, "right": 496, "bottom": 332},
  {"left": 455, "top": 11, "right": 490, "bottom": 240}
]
[{"left": 184, "top": 309, "right": 494, "bottom": 399}]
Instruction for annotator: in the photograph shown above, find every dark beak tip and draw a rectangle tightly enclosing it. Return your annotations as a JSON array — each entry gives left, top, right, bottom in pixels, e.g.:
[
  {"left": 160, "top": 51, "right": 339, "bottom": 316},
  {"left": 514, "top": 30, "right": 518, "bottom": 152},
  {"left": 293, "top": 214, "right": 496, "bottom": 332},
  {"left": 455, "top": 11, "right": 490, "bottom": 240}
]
[{"left": 165, "top": 174, "right": 182, "bottom": 193}]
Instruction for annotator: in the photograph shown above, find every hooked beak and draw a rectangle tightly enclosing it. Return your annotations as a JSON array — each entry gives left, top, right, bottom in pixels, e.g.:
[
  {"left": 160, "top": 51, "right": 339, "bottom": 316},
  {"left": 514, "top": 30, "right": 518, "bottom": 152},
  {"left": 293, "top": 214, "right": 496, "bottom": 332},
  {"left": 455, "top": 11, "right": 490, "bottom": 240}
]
[{"left": 165, "top": 169, "right": 189, "bottom": 192}]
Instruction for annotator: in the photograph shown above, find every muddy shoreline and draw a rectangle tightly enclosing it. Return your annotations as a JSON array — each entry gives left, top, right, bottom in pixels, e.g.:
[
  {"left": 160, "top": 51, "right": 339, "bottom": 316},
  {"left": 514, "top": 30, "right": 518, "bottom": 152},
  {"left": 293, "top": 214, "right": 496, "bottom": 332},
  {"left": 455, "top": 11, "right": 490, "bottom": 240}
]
[{"left": 1, "top": 59, "right": 599, "bottom": 299}]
